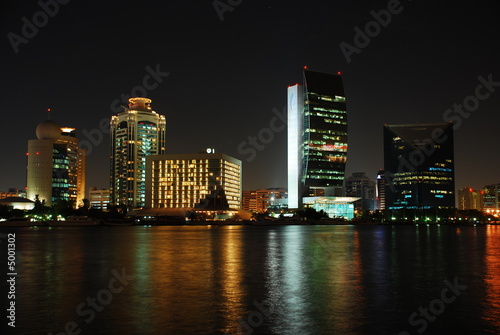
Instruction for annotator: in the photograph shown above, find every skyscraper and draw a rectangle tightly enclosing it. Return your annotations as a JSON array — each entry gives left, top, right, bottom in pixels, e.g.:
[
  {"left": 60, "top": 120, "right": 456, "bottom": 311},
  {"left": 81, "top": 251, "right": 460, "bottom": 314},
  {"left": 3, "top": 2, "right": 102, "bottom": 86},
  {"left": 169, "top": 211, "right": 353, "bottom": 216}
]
[
  {"left": 383, "top": 123, "right": 455, "bottom": 218},
  {"left": 27, "top": 120, "right": 86, "bottom": 207},
  {"left": 287, "top": 68, "right": 348, "bottom": 208},
  {"left": 110, "top": 97, "right": 166, "bottom": 209}
]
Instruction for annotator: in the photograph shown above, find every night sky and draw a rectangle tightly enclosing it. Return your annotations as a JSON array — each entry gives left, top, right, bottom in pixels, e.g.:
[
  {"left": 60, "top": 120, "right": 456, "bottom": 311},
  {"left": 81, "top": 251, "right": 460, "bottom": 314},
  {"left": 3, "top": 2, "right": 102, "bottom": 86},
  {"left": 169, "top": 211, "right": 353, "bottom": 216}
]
[{"left": 1, "top": 0, "right": 499, "bottom": 194}]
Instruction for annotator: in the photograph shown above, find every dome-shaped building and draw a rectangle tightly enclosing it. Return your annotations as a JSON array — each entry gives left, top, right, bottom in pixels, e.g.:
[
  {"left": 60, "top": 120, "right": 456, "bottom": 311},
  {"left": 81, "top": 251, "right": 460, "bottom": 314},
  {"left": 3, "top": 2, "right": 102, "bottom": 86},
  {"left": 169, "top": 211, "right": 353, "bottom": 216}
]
[
  {"left": 27, "top": 119, "right": 86, "bottom": 208},
  {"left": 36, "top": 120, "right": 61, "bottom": 140}
]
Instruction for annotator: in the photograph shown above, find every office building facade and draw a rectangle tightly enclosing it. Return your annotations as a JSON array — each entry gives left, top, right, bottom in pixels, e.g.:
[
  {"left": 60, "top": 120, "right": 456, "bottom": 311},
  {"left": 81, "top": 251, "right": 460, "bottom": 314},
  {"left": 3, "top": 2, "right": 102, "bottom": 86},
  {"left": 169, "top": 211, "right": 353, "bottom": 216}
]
[
  {"left": 287, "top": 68, "right": 348, "bottom": 210},
  {"left": 110, "top": 97, "right": 166, "bottom": 209},
  {"left": 483, "top": 183, "right": 500, "bottom": 211},
  {"left": 383, "top": 123, "right": 455, "bottom": 215},
  {"left": 345, "top": 172, "right": 375, "bottom": 211},
  {"left": 146, "top": 152, "right": 241, "bottom": 210},
  {"left": 89, "top": 187, "right": 111, "bottom": 211}
]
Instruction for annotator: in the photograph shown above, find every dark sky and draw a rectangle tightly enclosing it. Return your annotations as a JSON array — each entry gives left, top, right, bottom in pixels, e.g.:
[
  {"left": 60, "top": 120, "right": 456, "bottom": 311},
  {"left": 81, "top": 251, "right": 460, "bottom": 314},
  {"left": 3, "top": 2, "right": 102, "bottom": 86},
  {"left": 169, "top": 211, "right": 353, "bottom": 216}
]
[{"left": 1, "top": 0, "right": 499, "bottom": 193}]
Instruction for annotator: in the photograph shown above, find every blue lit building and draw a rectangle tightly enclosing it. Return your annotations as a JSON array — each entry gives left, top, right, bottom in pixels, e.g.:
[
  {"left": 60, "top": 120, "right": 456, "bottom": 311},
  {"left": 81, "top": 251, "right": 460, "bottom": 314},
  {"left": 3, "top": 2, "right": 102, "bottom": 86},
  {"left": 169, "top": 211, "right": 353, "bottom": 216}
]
[{"left": 383, "top": 123, "right": 455, "bottom": 220}]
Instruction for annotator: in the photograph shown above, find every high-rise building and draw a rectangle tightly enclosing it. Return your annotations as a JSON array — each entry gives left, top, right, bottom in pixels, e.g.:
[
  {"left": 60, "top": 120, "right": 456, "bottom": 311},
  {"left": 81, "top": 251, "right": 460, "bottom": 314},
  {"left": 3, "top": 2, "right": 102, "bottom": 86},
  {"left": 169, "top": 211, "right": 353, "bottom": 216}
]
[
  {"left": 483, "top": 183, "right": 500, "bottom": 211},
  {"left": 457, "top": 187, "right": 483, "bottom": 210},
  {"left": 383, "top": 123, "right": 455, "bottom": 216},
  {"left": 27, "top": 120, "right": 86, "bottom": 207},
  {"left": 146, "top": 152, "right": 241, "bottom": 210},
  {"left": 376, "top": 169, "right": 386, "bottom": 210},
  {"left": 345, "top": 172, "right": 375, "bottom": 211},
  {"left": 287, "top": 68, "right": 348, "bottom": 209},
  {"left": 110, "top": 97, "right": 166, "bottom": 209}
]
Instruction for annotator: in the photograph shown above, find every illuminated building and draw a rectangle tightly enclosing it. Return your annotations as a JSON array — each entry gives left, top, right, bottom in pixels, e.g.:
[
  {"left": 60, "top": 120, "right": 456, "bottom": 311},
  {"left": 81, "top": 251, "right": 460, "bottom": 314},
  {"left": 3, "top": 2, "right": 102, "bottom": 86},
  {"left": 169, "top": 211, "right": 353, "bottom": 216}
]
[
  {"left": 383, "top": 123, "right": 455, "bottom": 219},
  {"left": 302, "top": 197, "right": 359, "bottom": 220},
  {"left": 287, "top": 68, "right": 351, "bottom": 217},
  {"left": 110, "top": 97, "right": 166, "bottom": 209},
  {"left": 376, "top": 169, "right": 386, "bottom": 210},
  {"left": 26, "top": 120, "right": 86, "bottom": 207},
  {"left": 345, "top": 172, "right": 375, "bottom": 211},
  {"left": 457, "top": 187, "right": 483, "bottom": 211},
  {"left": 89, "top": 187, "right": 110, "bottom": 211},
  {"left": 146, "top": 151, "right": 241, "bottom": 210},
  {"left": 242, "top": 190, "right": 258, "bottom": 211},
  {"left": 483, "top": 183, "right": 500, "bottom": 211},
  {"left": 242, "top": 188, "right": 287, "bottom": 212}
]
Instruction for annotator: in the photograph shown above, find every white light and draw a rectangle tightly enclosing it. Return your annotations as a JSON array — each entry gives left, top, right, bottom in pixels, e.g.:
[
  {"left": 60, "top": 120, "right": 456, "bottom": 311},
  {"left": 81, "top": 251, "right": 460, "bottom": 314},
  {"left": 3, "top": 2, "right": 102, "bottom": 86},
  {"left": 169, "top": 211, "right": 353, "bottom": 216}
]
[{"left": 287, "top": 84, "right": 303, "bottom": 209}]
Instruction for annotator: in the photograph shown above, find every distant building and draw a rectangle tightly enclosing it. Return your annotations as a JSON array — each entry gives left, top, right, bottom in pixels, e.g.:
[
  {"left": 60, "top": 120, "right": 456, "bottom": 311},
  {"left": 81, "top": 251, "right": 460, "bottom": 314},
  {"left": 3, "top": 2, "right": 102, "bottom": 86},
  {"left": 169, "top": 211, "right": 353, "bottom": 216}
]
[
  {"left": 1, "top": 190, "right": 20, "bottom": 200},
  {"left": 483, "top": 183, "right": 500, "bottom": 211},
  {"left": 146, "top": 152, "right": 241, "bottom": 210},
  {"left": 384, "top": 123, "right": 455, "bottom": 220},
  {"left": 457, "top": 187, "right": 483, "bottom": 211},
  {"left": 242, "top": 190, "right": 258, "bottom": 212},
  {"left": 26, "top": 120, "right": 86, "bottom": 207},
  {"left": 375, "top": 170, "right": 386, "bottom": 210},
  {"left": 287, "top": 68, "right": 348, "bottom": 208},
  {"left": 89, "top": 187, "right": 110, "bottom": 211},
  {"left": 242, "top": 188, "right": 287, "bottom": 212},
  {"left": 345, "top": 172, "right": 375, "bottom": 211},
  {"left": 110, "top": 97, "right": 166, "bottom": 209}
]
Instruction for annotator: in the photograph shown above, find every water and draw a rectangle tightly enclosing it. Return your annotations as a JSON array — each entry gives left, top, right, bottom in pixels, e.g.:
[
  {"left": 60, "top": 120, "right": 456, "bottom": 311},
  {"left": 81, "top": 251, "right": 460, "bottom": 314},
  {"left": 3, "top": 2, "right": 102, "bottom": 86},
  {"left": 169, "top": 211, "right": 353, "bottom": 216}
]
[{"left": 1, "top": 225, "right": 499, "bottom": 335}]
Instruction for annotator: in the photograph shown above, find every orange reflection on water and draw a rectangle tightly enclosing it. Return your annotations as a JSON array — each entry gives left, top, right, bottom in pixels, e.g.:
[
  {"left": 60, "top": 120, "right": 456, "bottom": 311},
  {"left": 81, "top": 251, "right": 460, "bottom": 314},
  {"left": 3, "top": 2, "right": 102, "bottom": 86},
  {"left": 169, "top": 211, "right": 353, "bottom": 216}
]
[
  {"left": 219, "top": 228, "right": 245, "bottom": 334},
  {"left": 484, "top": 225, "right": 500, "bottom": 327}
]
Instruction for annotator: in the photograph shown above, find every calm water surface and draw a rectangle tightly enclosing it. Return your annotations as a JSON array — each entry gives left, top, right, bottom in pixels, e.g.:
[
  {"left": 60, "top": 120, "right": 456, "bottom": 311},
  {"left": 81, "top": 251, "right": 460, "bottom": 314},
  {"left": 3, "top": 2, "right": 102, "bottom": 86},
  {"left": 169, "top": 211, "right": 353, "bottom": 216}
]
[{"left": 1, "top": 225, "right": 500, "bottom": 335}]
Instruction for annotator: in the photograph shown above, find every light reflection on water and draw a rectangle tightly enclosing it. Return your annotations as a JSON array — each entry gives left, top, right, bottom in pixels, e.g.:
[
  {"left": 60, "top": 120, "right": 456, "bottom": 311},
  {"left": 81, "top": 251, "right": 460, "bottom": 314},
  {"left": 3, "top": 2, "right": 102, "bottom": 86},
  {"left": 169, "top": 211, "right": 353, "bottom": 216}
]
[{"left": 2, "top": 225, "right": 500, "bottom": 334}]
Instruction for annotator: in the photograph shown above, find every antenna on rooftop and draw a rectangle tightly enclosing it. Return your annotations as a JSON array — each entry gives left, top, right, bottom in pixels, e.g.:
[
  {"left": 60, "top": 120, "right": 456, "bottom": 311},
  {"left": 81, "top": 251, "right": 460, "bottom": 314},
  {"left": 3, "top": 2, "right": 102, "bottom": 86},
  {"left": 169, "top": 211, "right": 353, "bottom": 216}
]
[{"left": 47, "top": 108, "right": 51, "bottom": 120}]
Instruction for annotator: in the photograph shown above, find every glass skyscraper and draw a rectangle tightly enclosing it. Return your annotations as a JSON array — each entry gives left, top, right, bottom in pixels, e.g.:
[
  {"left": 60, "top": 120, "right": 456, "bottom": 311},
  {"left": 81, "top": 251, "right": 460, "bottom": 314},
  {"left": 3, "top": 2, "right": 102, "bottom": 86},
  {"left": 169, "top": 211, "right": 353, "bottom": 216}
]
[
  {"left": 110, "top": 97, "right": 166, "bottom": 209},
  {"left": 383, "top": 123, "right": 455, "bottom": 213},
  {"left": 287, "top": 69, "right": 348, "bottom": 208},
  {"left": 302, "top": 69, "right": 348, "bottom": 189},
  {"left": 287, "top": 69, "right": 354, "bottom": 217}
]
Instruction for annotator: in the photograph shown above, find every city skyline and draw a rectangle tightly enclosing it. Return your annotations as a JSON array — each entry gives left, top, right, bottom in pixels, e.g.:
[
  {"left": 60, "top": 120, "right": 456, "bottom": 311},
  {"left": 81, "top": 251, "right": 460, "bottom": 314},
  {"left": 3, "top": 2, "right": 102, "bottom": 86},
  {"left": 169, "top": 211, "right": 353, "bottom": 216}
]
[{"left": 1, "top": 1, "right": 499, "bottom": 194}]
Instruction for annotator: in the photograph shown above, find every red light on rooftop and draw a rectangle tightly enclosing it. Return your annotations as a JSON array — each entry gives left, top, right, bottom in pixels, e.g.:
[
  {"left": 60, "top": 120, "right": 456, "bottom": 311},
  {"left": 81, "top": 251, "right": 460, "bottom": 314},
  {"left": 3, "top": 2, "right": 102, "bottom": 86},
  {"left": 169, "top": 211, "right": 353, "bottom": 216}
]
[
  {"left": 47, "top": 108, "right": 51, "bottom": 111},
  {"left": 36, "top": 152, "right": 40, "bottom": 155},
  {"left": 303, "top": 66, "right": 308, "bottom": 69},
  {"left": 26, "top": 152, "right": 29, "bottom": 155},
  {"left": 337, "top": 71, "right": 342, "bottom": 75}
]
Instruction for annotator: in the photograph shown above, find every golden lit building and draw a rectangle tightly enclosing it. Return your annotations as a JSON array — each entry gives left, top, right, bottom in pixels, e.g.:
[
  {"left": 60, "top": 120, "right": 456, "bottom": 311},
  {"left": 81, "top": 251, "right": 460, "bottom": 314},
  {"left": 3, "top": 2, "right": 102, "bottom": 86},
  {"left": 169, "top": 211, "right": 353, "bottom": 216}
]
[
  {"left": 457, "top": 187, "right": 484, "bottom": 211},
  {"left": 110, "top": 97, "right": 166, "bottom": 209},
  {"left": 242, "top": 188, "right": 287, "bottom": 212},
  {"left": 26, "top": 120, "right": 86, "bottom": 207},
  {"left": 146, "top": 151, "right": 241, "bottom": 210},
  {"left": 89, "top": 187, "right": 111, "bottom": 210}
]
